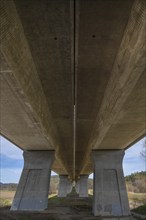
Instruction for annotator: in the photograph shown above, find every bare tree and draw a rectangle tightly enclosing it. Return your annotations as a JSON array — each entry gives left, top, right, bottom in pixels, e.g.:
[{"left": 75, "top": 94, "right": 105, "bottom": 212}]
[{"left": 141, "top": 138, "right": 146, "bottom": 160}]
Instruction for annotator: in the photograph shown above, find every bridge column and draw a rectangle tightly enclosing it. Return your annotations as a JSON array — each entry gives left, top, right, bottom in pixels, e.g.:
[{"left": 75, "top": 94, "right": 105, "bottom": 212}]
[
  {"left": 58, "top": 175, "right": 72, "bottom": 197},
  {"left": 92, "top": 150, "right": 130, "bottom": 218},
  {"left": 11, "top": 151, "right": 54, "bottom": 211},
  {"left": 76, "top": 175, "right": 88, "bottom": 197}
]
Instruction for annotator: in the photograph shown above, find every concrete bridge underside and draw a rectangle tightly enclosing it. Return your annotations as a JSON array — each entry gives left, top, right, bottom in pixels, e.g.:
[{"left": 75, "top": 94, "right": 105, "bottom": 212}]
[{"left": 0, "top": 0, "right": 146, "bottom": 218}]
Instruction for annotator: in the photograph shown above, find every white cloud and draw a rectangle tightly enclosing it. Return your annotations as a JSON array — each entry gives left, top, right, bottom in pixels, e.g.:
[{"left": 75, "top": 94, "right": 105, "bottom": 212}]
[
  {"left": 0, "top": 136, "right": 23, "bottom": 160},
  {"left": 123, "top": 137, "right": 146, "bottom": 176},
  {"left": 0, "top": 168, "right": 22, "bottom": 183},
  {"left": 125, "top": 138, "right": 144, "bottom": 158}
]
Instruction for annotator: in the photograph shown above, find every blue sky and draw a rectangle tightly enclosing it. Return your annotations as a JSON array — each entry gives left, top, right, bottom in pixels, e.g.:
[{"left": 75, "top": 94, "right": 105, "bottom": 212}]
[{"left": 0, "top": 135, "right": 145, "bottom": 183}]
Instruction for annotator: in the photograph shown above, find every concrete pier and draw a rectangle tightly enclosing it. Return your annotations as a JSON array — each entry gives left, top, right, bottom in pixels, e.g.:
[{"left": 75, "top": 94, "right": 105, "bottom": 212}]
[
  {"left": 76, "top": 175, "right": 88, "bottom": 197},
  {"left": 92, "top": 150, "right": 130, "bottom": 217},
  {"left": 11, "top": 151, "right": 55, "bottom": 211},
  {"left": 58, "top": 175, "right": 72, "bottom": 197}
]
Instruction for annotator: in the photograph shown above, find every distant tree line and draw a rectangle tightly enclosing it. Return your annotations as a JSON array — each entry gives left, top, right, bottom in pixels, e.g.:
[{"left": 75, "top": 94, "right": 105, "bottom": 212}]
[
  {"left": 0, "top": 183, "right": 17, "bottom": 191},
  {"left": 141, "top": 138, "right": 146, "bottom": 160},
  {"left": 1, "top": 172, "right": 145, "bottom": 194},
  {"left": 125, "top": 171, "right": 146, "bottom": 193}
]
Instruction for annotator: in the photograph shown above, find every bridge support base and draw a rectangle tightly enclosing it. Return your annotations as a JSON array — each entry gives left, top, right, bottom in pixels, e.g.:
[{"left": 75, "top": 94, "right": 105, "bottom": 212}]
[
  {"left": 11, "top": 151, "right": 54, "bottom": 211},
  {"left": 58, "top": 175, "right": 72, "bottom": 197},
  {"left": 76, "top": 175, "right": 89, "bottom": 197},
  {"left": 92, "top": 150, "right": 130, "bottom": 217}
]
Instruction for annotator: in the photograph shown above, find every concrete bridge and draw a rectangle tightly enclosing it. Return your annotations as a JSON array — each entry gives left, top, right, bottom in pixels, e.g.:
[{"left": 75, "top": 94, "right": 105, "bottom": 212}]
[{"left": 0, "top": 0, "right": 145, "bottom": 218}]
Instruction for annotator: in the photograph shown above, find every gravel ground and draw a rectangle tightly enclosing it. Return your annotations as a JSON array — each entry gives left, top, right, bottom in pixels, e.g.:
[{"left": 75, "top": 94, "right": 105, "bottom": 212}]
[{"left": 0, "top": 196, "right": 138, "bottom": 220}]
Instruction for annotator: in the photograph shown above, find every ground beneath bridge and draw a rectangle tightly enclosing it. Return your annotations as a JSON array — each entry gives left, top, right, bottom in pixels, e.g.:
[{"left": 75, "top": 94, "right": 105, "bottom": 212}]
[{"left": 0, "top": 196, "right": 137, "bottom": 220}]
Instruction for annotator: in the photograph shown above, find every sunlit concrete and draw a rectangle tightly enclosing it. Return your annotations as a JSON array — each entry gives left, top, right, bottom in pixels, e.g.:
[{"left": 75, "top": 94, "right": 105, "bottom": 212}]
[
  {"left": 11, "top": 151, "right": 54, "bottom": 211},
  {"left": 58, "top": 175, "right": 72, "bottom": 198},
  {"left": 76, "top": 175, "right": 88, "bottom": 197},
  {"left": 92, "top": 150, "right": 130, "bottom": 217}
]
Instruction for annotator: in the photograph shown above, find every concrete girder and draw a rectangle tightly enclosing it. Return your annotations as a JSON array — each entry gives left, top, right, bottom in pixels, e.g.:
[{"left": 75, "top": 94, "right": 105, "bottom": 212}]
[
  {"left": 81, "top": 0, "right": 146, "bottom": 175},
  {"left": 90, "top": 0, "right": 146, "bottom": 150},
  {"left": 0, "top": 0, "right": 74, "bottom": 178},
  {"left": 0, "top": 0, "right": 56, "bottom": 149}
]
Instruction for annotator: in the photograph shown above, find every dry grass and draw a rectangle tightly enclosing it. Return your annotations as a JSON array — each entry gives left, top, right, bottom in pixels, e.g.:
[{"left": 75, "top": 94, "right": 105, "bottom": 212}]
[
  {"left": 0, "top": 190, "right": 15, "bottom": 207},
  {"left": 0, "top": 190, "right": 145, "bottom": 219},
  {"left": 128, "top": 192, "right": 146, "bottom": 203},
  {"left": 1, "top": 190, "right": 145, "bottom": 205},
  {"left": 49, "top": 193, "right": 57, "bottom": 198},
  {"left": 0, "top": 191, "right": 57, "bottom": 207},
  {"left": 0, "top": 190, "right": 15, "bottom": 199}
]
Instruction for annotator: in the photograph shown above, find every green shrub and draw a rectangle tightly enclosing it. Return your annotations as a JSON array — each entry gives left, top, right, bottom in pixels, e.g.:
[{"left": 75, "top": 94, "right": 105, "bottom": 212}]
[
  {"left": 132, "top": 204, "right": 146, "bottom": 215},
  {"left": 3, "top": 199, "right": 11, "bottom": 206}
]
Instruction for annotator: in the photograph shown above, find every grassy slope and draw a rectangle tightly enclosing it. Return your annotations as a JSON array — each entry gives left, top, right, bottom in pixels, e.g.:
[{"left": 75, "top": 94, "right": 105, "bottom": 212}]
[{"left": 128, "top": 192, "right": 146, "bottom": 203}]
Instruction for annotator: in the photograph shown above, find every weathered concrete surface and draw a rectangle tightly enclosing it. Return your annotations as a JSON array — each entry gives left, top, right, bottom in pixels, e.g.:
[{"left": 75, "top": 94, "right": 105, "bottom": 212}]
[
  {"left": 0, "top": 0, "right": 145, "bottom": 181},
  {"left": 92, "top": 150, "right": 130, "bottom": 217},
  {"left": 76, "top": 175, "right": 89, "bottom": 197},
  {"left": 90, "top": 0, "right": 146, "bottom": 150},
  {"left": 0, "top": 0, "right": 74, "bottom": 177},
  {"left": 81, "top": 0, "right": 146, "bottom": 175},
  {"left": 58, "top": 175, "right": 72, "bottom": 198},
  {"left": 11, "top": 151, "right": 54, "bottom": 211}
]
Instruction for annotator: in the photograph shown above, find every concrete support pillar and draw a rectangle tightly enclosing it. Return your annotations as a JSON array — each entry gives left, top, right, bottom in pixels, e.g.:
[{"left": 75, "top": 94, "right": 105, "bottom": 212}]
[
  {"left": 11, "top": 151, "right": 55, "bottom": 211},
  {"left": 92, "top": 150, "right": 130, "bottom": 218},
  {"left": 76, "top": 175, "right": 88, "bottom": 197},
  {"left": 58, "top": 175, "right": 72, "bottom": 197}
]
